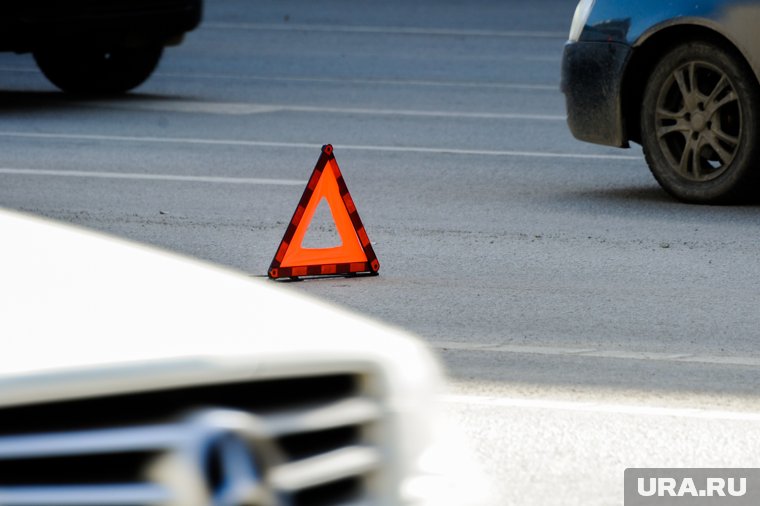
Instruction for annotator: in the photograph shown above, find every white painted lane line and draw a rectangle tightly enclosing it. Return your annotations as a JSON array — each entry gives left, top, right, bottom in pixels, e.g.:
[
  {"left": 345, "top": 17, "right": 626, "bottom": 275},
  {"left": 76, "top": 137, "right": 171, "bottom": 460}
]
[
  {"left": 204, "top": 21, "right": 567, "bottom": 39},
  {"left": 0, "top": 132, "right": 642, "bottom": 161},
  {"left": 158, "top": 72, "right": 561, "bottom": 91},
  {"left": 442, "top": 395, "right": 760, "bottom": 422},
  {"left": 0, "top": 67, "right": 38, "bottom": 73},
  {"left": 432, "top": 341, "right": 760, "bottom": 367},
  {"left": 0, "top": 168, "right": 304, "bottom": 186},
  {"left": 275, "top": 105, "right": 566, "bottom": 121},
  {"left": 0, "top": 66, "right": 560, "bottom": 91},
  {"left": 84, "top": 99, "right": 567, "bottom": 121}
]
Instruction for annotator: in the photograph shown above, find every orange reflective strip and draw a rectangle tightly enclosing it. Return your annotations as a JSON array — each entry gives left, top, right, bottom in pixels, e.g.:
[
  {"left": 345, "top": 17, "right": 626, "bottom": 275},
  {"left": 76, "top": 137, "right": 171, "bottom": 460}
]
[
  {"left": 307, "top": 171, "right": 321, "bottom": 190},
  {"left": 292, "top": 206, "right": 305, "bottom": 225},
  {"left": 342, "top": 193, "right": 356, "bottom": 214},
  {"left": 328, "top": 158, "right": 342, "bottom": 179},
  {"left": 280, "top": 160, "right": 366, "bottom": 267},
  {"left": 275, "top": 242, "right": 289, "bottom": 263},
  {"left": 291, "top": 267, "right": 308, "bottom": 277},
  {"left": 357, "top": 227, "right": 370, "bottom": 248}
]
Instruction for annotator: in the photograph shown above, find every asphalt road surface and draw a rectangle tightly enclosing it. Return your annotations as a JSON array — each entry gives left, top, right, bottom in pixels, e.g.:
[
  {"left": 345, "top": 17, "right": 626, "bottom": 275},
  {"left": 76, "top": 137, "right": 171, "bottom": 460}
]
[{"left": 2, "top": 1, "right": 760, "bottom": 504}]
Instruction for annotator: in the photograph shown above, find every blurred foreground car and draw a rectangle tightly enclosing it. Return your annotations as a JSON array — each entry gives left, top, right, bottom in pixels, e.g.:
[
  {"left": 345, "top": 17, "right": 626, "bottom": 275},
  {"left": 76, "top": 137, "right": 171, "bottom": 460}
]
[
  {"left": 562, "top": 0, "right": 760, "bottom": 203},
  {"left": 0, "top": 210, "right": 479, "bottom": 506},
  {"left": 0, "top": 0, "right": 202, "bottom": 94}
]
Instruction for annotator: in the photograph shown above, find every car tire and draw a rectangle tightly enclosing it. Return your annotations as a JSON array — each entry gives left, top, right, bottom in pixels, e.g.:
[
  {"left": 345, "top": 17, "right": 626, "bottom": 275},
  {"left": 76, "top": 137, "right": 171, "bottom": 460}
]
[
  {"left": 640, "top": 41, "right": 760, "bottom": 203},
  {"left": 33, "top": 45, "right": 163, "bottom": 95}
]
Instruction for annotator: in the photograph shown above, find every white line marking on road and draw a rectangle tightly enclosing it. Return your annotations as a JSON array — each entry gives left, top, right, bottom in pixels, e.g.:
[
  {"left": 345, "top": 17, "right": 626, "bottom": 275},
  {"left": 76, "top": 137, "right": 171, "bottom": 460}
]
[
  {"left": 159, "top": 72, "right": 561, "bottom": 91},
  {"left": 432, "top": 341, "right": 760, "bottom": 367},
  {"left": 442, "top": 394, "right": 760, "bottom": 422},
  {"left": 0, "top": 132, "right": 642, "bottom": 161},
  {"left": 0, "top": 168, "right": 304, "bottom": 186},
  {"left": 0, "top": 66, "right": 560, "bottom": 91},
  {"left": 84, "top": 99, "right": 567, "bottom": 121},
  {"left": 95, "top": 101, "right": 283, "bottom": 116},
  {"left": 204, "top": 21, "right": 567, "bottom": 39},
  {"left": 0, "top": 67, "right": 38, "bottom": 73}
]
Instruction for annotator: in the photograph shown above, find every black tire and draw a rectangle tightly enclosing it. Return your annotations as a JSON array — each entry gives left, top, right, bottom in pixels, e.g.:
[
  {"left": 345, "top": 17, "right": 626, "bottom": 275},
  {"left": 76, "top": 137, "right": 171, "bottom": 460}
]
[
  {"left": 640, "top": 41, "right": 760, "bottom": 204},
  {"left": 33, "top": 45, "right": 163, "bottom": 95}
]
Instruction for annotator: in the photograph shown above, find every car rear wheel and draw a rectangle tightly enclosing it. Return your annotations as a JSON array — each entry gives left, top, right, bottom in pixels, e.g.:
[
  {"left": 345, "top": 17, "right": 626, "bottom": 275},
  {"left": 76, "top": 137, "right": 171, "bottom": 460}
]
[
  {"left": 33, "top": 45, "right": 163, "bottom": 95},
  {"left": 640, "top": 41, "right": 760, "bottom": 203}
]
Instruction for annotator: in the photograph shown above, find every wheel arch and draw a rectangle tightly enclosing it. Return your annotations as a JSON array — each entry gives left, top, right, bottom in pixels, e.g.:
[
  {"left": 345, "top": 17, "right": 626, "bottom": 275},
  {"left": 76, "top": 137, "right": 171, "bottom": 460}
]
[{"left": 621, "top": 21, "right": 759, "bottom": 145}]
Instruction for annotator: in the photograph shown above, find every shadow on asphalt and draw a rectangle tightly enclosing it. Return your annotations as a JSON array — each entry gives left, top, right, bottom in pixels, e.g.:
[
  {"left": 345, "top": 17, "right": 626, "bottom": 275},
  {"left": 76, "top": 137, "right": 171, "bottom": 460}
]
[
  {"left": 568, "top": 184, "right": 760, "bottom": 209},
  {"left": 0, "top": 90, "right": 191, "bottom": 112},
  {"left": 441, "top": 348, "right": 760, "bottom": 401},
  {"left": 583, "top": 185, "right": 671, "bottom": 204}
]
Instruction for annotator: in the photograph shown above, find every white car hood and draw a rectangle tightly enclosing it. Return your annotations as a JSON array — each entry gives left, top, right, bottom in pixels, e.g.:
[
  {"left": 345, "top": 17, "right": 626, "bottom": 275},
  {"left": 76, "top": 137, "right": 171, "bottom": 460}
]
[{"left": 0, "top": 210, "right": 439, "bottom": 406}]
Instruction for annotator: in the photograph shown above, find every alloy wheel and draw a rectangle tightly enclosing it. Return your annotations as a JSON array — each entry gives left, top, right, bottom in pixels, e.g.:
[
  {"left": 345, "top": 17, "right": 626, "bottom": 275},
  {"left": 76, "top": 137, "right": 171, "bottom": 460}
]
[{"left": 654, "top": 61, "right": 742, "bottom": 183}]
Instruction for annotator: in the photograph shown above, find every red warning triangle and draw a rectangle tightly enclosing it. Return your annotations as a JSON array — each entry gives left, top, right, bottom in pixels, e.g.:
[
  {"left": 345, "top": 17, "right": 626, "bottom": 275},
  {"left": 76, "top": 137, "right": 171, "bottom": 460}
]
[{"left": 268, "top": 145, "right": 379, "bottom": 279}]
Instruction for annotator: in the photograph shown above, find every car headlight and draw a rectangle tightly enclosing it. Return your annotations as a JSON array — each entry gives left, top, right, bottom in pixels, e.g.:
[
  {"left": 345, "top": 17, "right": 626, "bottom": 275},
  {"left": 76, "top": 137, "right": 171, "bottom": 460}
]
[{"left": 568, "top": 0, "right": 595, "bottom": 42}]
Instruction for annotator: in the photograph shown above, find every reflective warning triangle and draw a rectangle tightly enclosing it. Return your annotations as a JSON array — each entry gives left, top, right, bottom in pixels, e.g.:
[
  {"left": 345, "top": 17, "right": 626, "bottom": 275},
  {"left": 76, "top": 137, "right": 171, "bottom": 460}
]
[{"left": 268, "top": 145, "right": 380, "bottom": 279}]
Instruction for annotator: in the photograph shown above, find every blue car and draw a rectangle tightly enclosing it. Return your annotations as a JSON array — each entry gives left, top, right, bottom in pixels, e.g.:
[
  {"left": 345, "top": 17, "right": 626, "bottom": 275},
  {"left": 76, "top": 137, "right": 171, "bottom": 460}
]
[{"left": 561, "top": 0, "right": 760, "bottom": 203}]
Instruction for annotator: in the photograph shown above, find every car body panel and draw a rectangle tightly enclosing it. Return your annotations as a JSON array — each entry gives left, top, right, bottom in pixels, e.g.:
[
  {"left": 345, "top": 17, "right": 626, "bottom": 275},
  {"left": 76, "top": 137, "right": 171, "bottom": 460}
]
[
  {"left": 561, "top": 40, "right": 631, "bottom": 147},
  {"left": 563, "top": 0, "right": 760, "bottom": 147},
  {"left": 0, "top": 209, "right": 440, "bottom": 409},
  {"left": 584, "top": 1, "right": 760, "bottom": 82},
  {"left": 0, "top": 0, "right": 202, "bottom": 52},
  {"left": 0, "top": 209, "right": 483, "bottom": 505}
]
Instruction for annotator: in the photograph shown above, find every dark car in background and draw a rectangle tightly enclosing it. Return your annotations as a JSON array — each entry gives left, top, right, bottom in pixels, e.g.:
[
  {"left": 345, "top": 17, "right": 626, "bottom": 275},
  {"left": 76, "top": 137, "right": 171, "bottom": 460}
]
[
  {"left": 562, "top": 0, "right": 760, "bottom": 203},
  {"left": 0, "top": 0, "right": 202, "bottom": 94}
]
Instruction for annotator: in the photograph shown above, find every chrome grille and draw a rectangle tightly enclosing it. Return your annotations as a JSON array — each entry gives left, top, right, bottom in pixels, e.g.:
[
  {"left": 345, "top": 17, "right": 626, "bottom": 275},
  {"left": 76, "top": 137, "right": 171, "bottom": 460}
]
[{"left": 0, "top": 374, "right": 384, "bottom": 506}]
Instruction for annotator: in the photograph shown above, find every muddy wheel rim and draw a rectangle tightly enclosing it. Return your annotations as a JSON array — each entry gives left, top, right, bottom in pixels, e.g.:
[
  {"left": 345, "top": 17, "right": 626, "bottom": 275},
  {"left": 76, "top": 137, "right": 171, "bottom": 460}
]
[{"left": 655, "top": 61, "right": 742, "bottom": 182}]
